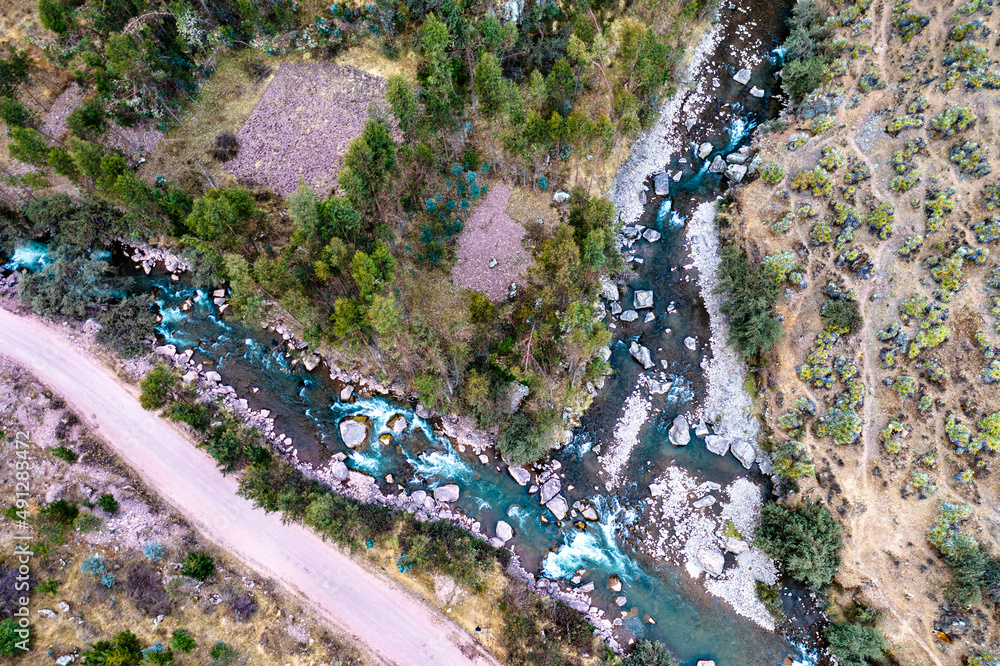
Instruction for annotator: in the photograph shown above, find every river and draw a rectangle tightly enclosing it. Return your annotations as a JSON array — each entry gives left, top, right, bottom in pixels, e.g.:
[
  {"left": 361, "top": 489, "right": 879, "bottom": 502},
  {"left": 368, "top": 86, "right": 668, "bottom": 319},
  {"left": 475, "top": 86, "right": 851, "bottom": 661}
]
[{"left": 1, "top": 0, "right": 824, "bottom": 663}]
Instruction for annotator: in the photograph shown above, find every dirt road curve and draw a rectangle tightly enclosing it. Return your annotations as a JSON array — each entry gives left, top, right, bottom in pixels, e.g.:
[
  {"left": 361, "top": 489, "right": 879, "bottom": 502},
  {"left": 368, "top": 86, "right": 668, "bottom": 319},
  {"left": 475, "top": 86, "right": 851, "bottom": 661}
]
[{"left": 0, "top": 307, "right": 497, "bottom": 666}]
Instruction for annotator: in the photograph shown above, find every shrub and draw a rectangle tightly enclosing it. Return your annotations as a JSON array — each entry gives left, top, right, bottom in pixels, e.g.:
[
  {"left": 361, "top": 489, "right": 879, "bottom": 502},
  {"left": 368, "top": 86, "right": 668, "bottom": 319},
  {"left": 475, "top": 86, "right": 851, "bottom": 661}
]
[
  {"left": 139, "top": 366, "right": 177, "bottom": 410},
  {"left": 824, "top": 620, "right": 888, "bottom": 666},
  {"left": 143, "top": 542, "right": 166, "bottom": 561},
  {"left": 96, "top": 493, "right": 119, "bottom": 514},
  {"left": 867, "top": 201, "right": 894, "bottom": 240},
  {"left": 125, "top": 560, "right": 171, "bottom": 617},
  {"left": 164, "top": 402, "right": 211, "bottom": 431},
  {"left": 209, "top": 641, "right": 239, "bottom": 666},
  {"left": 760, "top": 163, "right": 786, "bottom": 185},
  {"left": 755, "top": 501, "right": 843, "bottom": 589},
  {"left": 791, "top": 166, "right": 833, "bottom": 197},
  {"left": 38, "top": 0, "right": 72, "bottom": 34},
  {"left": 498, "top": 412, "right": 551, "bottom": 466},
  {"left": 0, "top": 618, "right": 27, "bottom": 655},
  {"left": 622, "top": 640, "right": 678, "bottom": 666},
  {"left": 181, "top": 552, "right": 215, "bottom": 581},
  {"left": 80, "top": 555, "right": 106, "bottom": 575},
  {"left": 816, "top": 407, "right": 863, "bottom": 445},
  {"left": 932, "top": 107, "right": 976, "bottom": 137},
  {"left": 66, "top": 97, "right": 107, "bottom": 139},
  {"left": 783, "top": 56, "right": 828, "bottom": 101},
  {"left": 96, "top": 295, "right": 157, "bottom": 358},
  {"left": 50, "top": 445, "right": 77, "bottom": 462},
  {"left": 81, "top": 630, "right": 144, "bottom": 664},
  {"left": 42, "top": 498, "right": 78, "bottom": 526},
  {"left": 170, "top": 629, "right": 196, "bottom": 653},
  {"left": 820, "top": 299, "right": 862, "bottom": 334},
  {"left": 950, "top": 142, "right": 991, "bottom": 178},
  {"left": 74, "top": 512, "right": 102, "bottom": 533},
  {"left": 714, "top": 244, "right": 782, "bottom": 360}
]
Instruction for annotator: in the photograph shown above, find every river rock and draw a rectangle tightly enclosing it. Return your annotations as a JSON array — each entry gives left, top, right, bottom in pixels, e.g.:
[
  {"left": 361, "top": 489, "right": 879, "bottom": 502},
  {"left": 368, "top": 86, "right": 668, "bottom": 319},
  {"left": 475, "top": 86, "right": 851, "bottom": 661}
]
[
  {"left": 302, "top": 354, "right": 321, "bottom": 372},
  {"left": 629, "top": 341, "right": 654, "bottom": 369},
  {"left": 607, "top": 574, "right": 622, "bottom": 592},
  {"left": 415, "top": 404, "right": 431, "bottom": 419},
  {"left": 684, "top": 336, "right": 697, "bottom": 351},
  {"left": 339, "top": 418, "right": 369, "bottom": 449},
  {"left": 634, "top": 290, "right": 653, "bottom": 309},
  {"left": 595, "top": 301, "right": 606, "bottom": 321},
  {"left": 697, "top": 660, "right": 718, "bottom": 666},
  {"left": 727, "top": 146, "right": 751, "bottom": 163},
  {"left": 387, "top": 413, "right": 407, "bottom": 433},
  {"left": 596, "top": 346, "right": 612, "bottom": 363},
  {"left": 509, "top": 466, "right": 531, "bottom": 486},
  {"left": 750, "top": 85, "right": 764, "bottom": 97},
  {"left": 204, "top": 371, "right": 222, "bottom": 383},
  {"left": 154, "top": 344, "right": 177, "bottom": 357},
  {"left": 698, "top": 142, "right": 713, "bottom": 159},
  {"left": 615, "top": 595, "right": 627, "bottom": 607},
  {"left": 581, "top": 505, "right": 599, "bottom": 521},
  {"left": 695, "top": 545, "right": 726, "bottom": 576},
  {"left": 496, "top": 520, "right": 514, "bottom": 542},
  {"left": 569, "top": 598, "right": 590, "bottom": 612},
  {"left": 648, "top": 378, "right": 672, "bottom": 395},
  {"left": 182, "top": 370, "right": 199, "bottom": 383},
  {"left": 734, "top": 68, "right": 751, "bottom": 85},
  {"left": 731, "top": 439, "right": 756, "bottom": 469},
  {"left": 695, "top": 421, "right": 710, "bottom": 437},
  {"left": 693, "top": 495, "right": 716, "bottom": 509},
  {"left": 644, "top": 312, "right": 655, "bottom": 323},
  {"left": 654, "top": 172, "right": 671, "bottom": 196},
  {"left": 642, "top": 229, "right": 661, "bottom": 242},
  {"left": 433, "top": 484, "right": 460, "bottom": 502},
  {"left": 668, "top": 415, "right": 691, "bottom": 446},
  {"left": 330, "top": 461, "right": 350, "bottom": 482},
  {"left": 600, "top": 277, "right": 620, "bottom": 302},
  {"left": 709, "top": 155, "right": 727, "bottom": 174},
  {"left": 546, "top": 495, "right": 569, "bottom": 520},
  {"left": 610, "top": 302, "right": 622, "bottom": 315},
  {"left": 725, "top": 163, "right": 748, "bottom": 183},
  {"left": 705, "top": 435, "right": 730, "bottom": 456},
  {"left": 723, "top": 537, "right": 748, "bottom": 554},
  {"left": 540, "top": 477, "right": 562, "bottom": 504},
  {"left": 620, "top": 309, "right": 639, "bottom": 322}
]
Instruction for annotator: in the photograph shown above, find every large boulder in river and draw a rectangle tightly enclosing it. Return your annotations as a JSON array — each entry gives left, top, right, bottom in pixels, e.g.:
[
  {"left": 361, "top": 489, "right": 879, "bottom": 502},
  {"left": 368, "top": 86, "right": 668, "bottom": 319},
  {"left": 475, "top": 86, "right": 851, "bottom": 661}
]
[
  {"left": 629, "top": 341, "right": 654, "bottom": 370},
  {"left": 698, "top": 142, "right": 713, "bottom": 159},
  {"left": 540, "top": 477, "right": 562, "bottom": 504},
  {"left": 694, "top": 545, "right": 726, "bottom": 576},
  {"left": 387, "top": 413, "right": 407, "bottom": 433},
  {"left": 705, "top": 435, "right": 730, "bottom": 457},
  {"left": 509, "top": 466, "right": 531, "bottom": 486},
  {"left": 668, "top": 415, "right": 690, "bottom": 446},
  {"left": 653, "top": 171, "right": 671, "bottom": 196},
  {"left": 330, "top": 460, "right": 350, "bottom": 482},
  {"left": 634, "top": 290, "right": 654, "bottom": 309},
  {"left": 496, "top": 520, "right": 514, "bottom": 542},
  {"left": 620, "top": 309, "right": 639, "bottom": 322},
  {"left": 339, "top": 418, "right": 369, "bottom": 449},
  {"left": 733, "top": 68, "right": 751, "bottom": 85},
  {"left": 433, "top": 484, "right": 460, "bottom": 502},
  {"left": 731, "top": 439, "right": 756, "bottom": 469},
  {"left": 725, "top": 163, "right": 748, "bottom": 183},
  {"left": 546, "top": 495, "right": 569, "bottom": 521},
  {"left": 709, "top": 155, "right": 727, "bottom": 174},
  {"left": 600, "top": 277, "right": 620, "bottom": 302}
]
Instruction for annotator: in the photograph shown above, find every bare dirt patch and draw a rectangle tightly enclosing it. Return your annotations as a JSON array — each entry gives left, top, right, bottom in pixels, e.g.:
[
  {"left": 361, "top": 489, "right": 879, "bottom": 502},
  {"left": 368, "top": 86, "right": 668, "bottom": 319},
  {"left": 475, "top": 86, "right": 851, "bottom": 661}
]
[
  {"left": 452, "top": 182, "right": 532, "bottom": 302},
  {"left": 226, "top": 60, "right": 389, "bottom": 197}
]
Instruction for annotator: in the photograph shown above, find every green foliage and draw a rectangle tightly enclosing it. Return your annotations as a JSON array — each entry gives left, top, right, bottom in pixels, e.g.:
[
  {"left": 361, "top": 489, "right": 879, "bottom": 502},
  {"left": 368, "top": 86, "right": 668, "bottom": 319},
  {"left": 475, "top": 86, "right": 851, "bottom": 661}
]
[
  {"left": 824, "top": 620, "right": 888, "bottom": 666},
  {"left": 867, "top": 201, "right": 894, "bottom": 240},
  {"left": 164, "top": 401, "right": 210, "bottom": 432},
  {"left": 885, "top": 115, "right": 923, "bottom": 135},
  {"left": 498, "top": 412, "right": 552, "bottom": 466},
  {"left": 760, "top": 162, "right": 786, "bottom": 185},
  {"left": 181, "top": 552, "right": 215, "bottom": 581},
  {"left": 8, "top": 126, "right": 51, "bottom": 166},
  {"left": 209, "top": 641, "right": 238, "bottom": 666},
  {"left": 386, "top": 74, "right": 421, "bottom": 140},
  {"left": 350, "top": 244, "right": 396, "bottom": 302},
  {"left": 96, "top": 295, "right": 157, "bottom": 358},
  {"left": 170, "top": 629, "right": 196, "bottom": 654},
  {"left": 0, "top": 618, "right": 26, "bottom": 656},
  {"left": 816, "top": 407, "right": 863, "bottom": 445},
  {"left": 38, "top": 0, "right": 72, "bottom": 34},
  {"left": 139, "top": 366, "right": 177, "bottom": 411},
  {"left": 891, "top": 375, "right": 917, "bottom": 398},
  {"left": 67, "top": 97, "right": 107, "bottom": 139},
  {"left": 96, "top": 493, "right": 119, "bottom": 514},
  {"left": 186, "top": 188, "right": 258, "bottom": 245},
  {"left": 821, "top": 299, "right": 862, "bottom": 334},
  {"left": 81, "top": 630, "right": 145, "bottom": 665},
  {"left": 339, "top": 116, "right": 397, "bottom": 215},
  {"left": 819, "top": 146, "right": 844, "bottom": 171},
  {"left": 950, "top": 142, "right": 991, "bottom": 178},
  {"left": 892, "top": 2, "right": 930, "bottom": 42},
  {"left": 714, "top": 244, "right": 782, "bottom": 361},
  {"left": 770, "top": 439, "right": 816, "bottom": 482},
  {"left": 932, "top": 107, "right": 976, "bottom": 137},
  {"left": 50, "top": 445, "right": 77, "bottom": 462},
  {"left": 42, "top": 498, "right": 79, "bottom": 526},
  {"left": 756, "top": 501, "right": 843, "bottom": 589},
  {"left": 0, "top": 97, "right": 35, "bottom": 128},
  {"left": 622, "top": 640, "right": 678, "bottom": 666},
  {"left": 791, "top": 166, "right": 833, "bottom": 197}
]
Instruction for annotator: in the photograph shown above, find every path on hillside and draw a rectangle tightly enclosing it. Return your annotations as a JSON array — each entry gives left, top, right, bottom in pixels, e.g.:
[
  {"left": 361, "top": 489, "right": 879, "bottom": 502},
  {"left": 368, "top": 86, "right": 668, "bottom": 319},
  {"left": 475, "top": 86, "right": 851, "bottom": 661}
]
[{"left": 0, "top": 307, "right": 497, "bottom": 666}]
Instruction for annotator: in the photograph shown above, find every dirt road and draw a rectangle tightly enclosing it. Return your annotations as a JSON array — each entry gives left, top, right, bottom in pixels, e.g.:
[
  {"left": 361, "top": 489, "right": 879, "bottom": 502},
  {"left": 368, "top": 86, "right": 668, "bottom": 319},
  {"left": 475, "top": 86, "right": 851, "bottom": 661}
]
[{"left": 0, "top": 307, "right": 497, "bottom": 666}]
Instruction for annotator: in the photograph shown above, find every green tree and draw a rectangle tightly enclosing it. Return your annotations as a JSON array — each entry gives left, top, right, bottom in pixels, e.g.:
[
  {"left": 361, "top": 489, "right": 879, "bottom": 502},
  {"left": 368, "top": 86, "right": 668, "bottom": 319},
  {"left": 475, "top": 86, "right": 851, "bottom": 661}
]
[
  {"left": 8, "top": 126, "right": 51, "bottom": 166},
  {"left": 386, "top": 74, "right": 421, "bottom": 140},
  {"left": 823, "top": 622, "right": 888, "bottom": 666},
  {"left": 139, "top": 365, "right": 177, "bottom": 411},
  {"left": 38, "top": 0, "right": 72, "bottom": 33},
  {"left": 96, "top": 295, "right": 157, "bottom": 357},
  {"left": 169, "top": 629, "right": 196, "bottom": 654},
  {"left": 474, "top": 52, "right": 506, "bottom": 118},
  {"left": 714, "top": 244, "right": 782, "bottom": 361},
  {"left": 755, "top": 501, "right": 843, "bottom": 589},
  {"left": 0, "top": 618, "right": 26, "bottom": 655},
  {"left": 338, "top": 117, "right": 396, "bottom": 217},
  {"left": 81, "top": 630, "right": 144, "bottom": 664},
  {"left": 418, "top": 13, "right": 455, "bottom": 127},
  {"left": 48, "top": 148, "right": 78, "bottom": 178},
  {"left": 821, "top": 298, "right": 863, "bottom": 334},
  {"left": 185, "top": 187, "right": 258, "bottom": 245},
  {"left": 498, "top": 412, "right": 551, "bottom": 466},
  {"left": 0, "top": 97, "right": 35, "bottom": 128},
  {"left": 367, "top": 293, "right": 403, "bottom": 342},
  {"left": 0, "top": 45, "right": 31, "bottom": 98},
  {"left": 66, "top": 97, "right": 107, "bottom": 139},
  {"left": 350, "top": 244, "right": 396, "bottom": 302}
]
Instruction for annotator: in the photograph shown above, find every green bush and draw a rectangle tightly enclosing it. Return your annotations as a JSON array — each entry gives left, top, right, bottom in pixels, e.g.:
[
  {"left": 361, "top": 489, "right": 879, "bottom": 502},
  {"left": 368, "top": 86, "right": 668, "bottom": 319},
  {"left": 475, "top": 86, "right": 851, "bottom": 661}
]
[
  {"left": 0, "top": 618, "right": 26, "bottom": 655},
  {"left": 38, "top": 0, "right": 72, "bottom": 34},
  {"left": 74, "top": 511, "right": 102, "bottom": 533},
  {"left": 623, "top": 640, "right": 678, "bottom": 666},
  {"left": 497, "top": 412, "right": 552, "bottom": 466},
  {"left": 96, "top": 296, "right": 157, "bottom": 358},
  {"left": 164, "top": 402, "right": 210, "bottom": 431},
  {"left": 181, "top": 552, "right": 215, "bottom": 581},
  {"left": 96, "top": 493, "right": 119, "bottom": 514},
  {"left": 714, "top": 244, "right": 782, "bottom": 361},
  {"left": 41, "top": 498, "right": 78, "bottom": 526},
  {"left": 170, "top": 629, "right": 196, "bottom": 653},
  {"left": 66, "top": 97, "right": 107, "bottom": 139},
  {"left": 823, "top": 620, "right": 888, "bottom": 666},
  {"left": 139, "top": 366, "right": 177, "bottom": 411},
  {"left": 820, "top": 299, "right": 862, "bottom": 334},
  {"left": 50, "top": 445, "right": 77, "bottom": 462},
  {"left": 755, "top": 501, "right": 843, "bottom": 589},
  {"left": 209, "top": 641, "right": 238, "bottom": 666}
]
